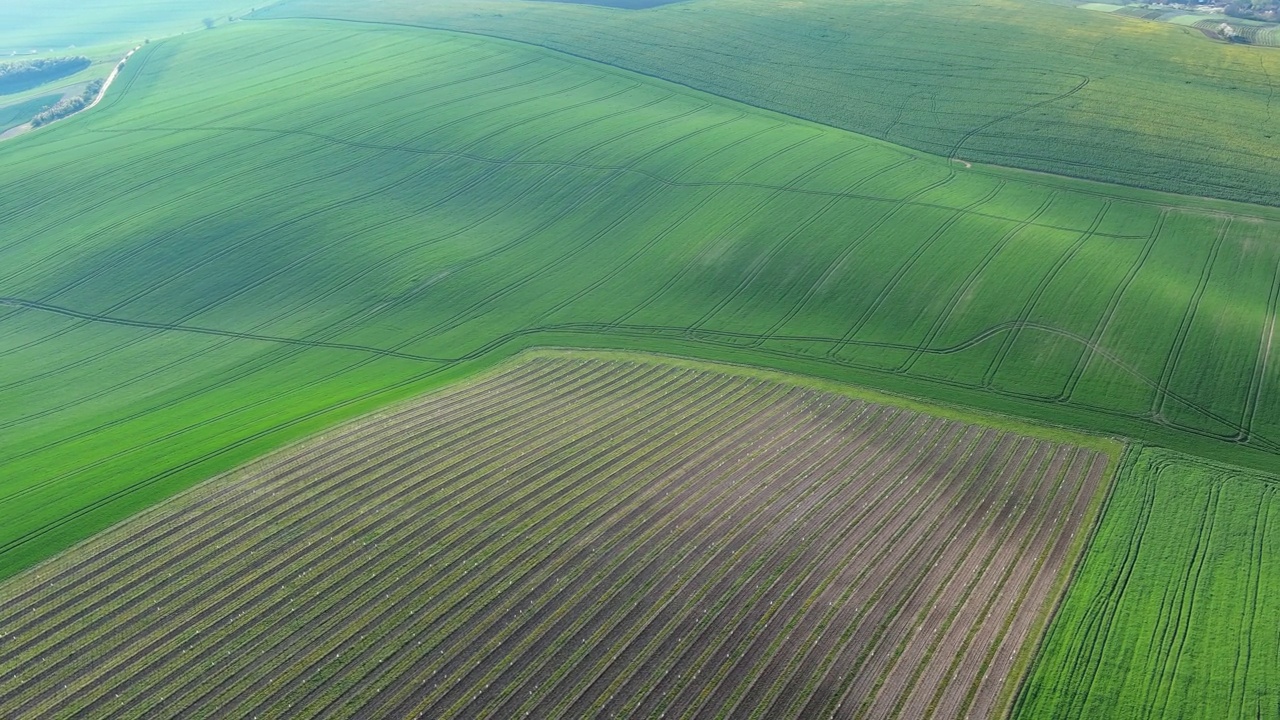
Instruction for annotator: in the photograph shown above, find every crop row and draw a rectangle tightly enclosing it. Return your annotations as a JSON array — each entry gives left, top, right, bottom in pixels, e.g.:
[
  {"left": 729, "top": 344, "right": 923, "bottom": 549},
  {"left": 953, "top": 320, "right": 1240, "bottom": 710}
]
[{"left": 0, "top": 358, "right": 1109, "bottom": 718}]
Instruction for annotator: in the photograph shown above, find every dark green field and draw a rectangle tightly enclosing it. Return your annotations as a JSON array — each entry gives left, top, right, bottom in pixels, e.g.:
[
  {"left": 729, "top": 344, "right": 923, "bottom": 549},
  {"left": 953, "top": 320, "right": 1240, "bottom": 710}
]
[{"left": 1, "top": 3, "right": 1278, "bottom": 718}]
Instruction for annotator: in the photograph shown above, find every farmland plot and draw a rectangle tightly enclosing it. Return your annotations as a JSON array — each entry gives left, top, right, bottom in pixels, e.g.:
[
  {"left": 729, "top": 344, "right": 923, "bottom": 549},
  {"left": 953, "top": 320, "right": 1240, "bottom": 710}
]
[
  {"left": 5, "top": 16, "right": 1280, "bottom": 587},
  {"left": 1014, "top": 446, "right": 1280, "bottom": 719},
  {"left": 257, "top": 0, "right": 1280, "bottom": 206},
  {"left": 0, "top": 355, "right": 1111, "bottom": 719}
]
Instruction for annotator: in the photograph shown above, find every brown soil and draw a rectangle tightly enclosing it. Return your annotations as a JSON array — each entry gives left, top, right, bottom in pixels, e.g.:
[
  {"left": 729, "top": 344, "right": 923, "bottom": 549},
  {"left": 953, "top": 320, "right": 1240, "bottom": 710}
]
[{"left": 0, "top": 358, "right": 1110, "bottom": 719}]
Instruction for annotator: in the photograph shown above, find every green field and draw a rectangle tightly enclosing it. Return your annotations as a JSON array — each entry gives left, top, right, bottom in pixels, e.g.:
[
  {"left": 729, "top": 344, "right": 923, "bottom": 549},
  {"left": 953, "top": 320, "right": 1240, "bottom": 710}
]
[
  {"left": 3, "top": 17, "right": 1280, "bottom": 581},
  {"left": 0, "top": 93, "right": 61, "bottom": 133},
  {"left": 0, "top": 0, "right": 260, "bottom": 52},
  {"left": 255, "top": 0, "right": 1280, "bottom": 206},
  {"left": 2, "top": 8, "right": 1280, "bottom": 717},
  {"left": 1015, "top": 446, "right": 1280, "bottom": 718}
]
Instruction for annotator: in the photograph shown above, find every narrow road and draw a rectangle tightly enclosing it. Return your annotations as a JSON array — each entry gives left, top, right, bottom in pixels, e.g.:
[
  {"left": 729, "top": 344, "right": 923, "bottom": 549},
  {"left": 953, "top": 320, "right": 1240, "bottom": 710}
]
[
  {"left": 84, "top": 44, "right": 142, "bottom": 113},
  {"left": 0, "top": 44, "right": 140, "bottom": 142}
]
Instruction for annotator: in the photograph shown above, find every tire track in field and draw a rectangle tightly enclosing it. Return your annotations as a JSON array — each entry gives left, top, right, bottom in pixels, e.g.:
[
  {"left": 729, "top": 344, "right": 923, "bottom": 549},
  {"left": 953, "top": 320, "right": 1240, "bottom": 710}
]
[
  {"left": 743, "top": 157, "right": 918, "bottom": 348},
  {"left": 826, "top": 181, "right": 1006, "bottom": 359},
  {"left": 504, "top": 111, "right": 757, "bottom": 329},
  {"left": 603, "top": 132, "right": 834, "bottom": 328},
  {"left": 682, "top": 145, "right": 867, "bottom": 332},
  {"left": 897, "top": 192, "right": 1057, "bottom": 374},
  {"left": 7, "top": 292, "right": 1272, "bottom": 455},
  {"left": 0, "top": 297, "right": 449, "bottom": 363},
  {"left": 1151, "top": 217, "right": 1232, "bottom": 422},
  {"left": 982, "top": 201, "right": 1110, "bottom": 388},
  {"left": 0, "top": 90, "right": 724, "bottom": 528},
  {"left": 1231, "top": 250, "right": 1280, "bottom": 443},
  {"left": 948, "top": 74, "right": 1091, "bottom": 163},
  {"left": 520, "top": 323, "right": 1280, "bottom": 451},
  {"left": 1227, "top": 490, "right": 1269, "bottom": 717},
  {"left": 1146, "top": 482, "right": 1220, "bottom": 720},
  {"left": 1059, "top": 463, "right": 1158, "bottom": 718},
  {"left": 1058, "top": 210, "right": 1166, "bottom": 403}
]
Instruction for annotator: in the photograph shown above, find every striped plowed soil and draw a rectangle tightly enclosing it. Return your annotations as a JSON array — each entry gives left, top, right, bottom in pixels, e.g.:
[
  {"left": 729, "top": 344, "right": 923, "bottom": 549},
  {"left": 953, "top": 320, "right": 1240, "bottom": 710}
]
[
  {"left": 0, "top": 359, "right": 657, "bottom": 706},
  {"left": 25, "top": 363, "right": 713, "bottom": 716},
  {"left": 0, "top": 357, "right": 1110, "bottom": 719}
]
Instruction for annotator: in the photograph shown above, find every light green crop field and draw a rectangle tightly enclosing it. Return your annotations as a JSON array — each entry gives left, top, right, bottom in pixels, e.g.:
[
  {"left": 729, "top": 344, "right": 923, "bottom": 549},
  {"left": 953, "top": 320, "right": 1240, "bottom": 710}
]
[
  {"left": 256, "top": 0, "right": 1280, "bottom": 206},
  {"left": 3, "top": 18, "right": 1280, "bottom": 580},
  {"left": 0, "top": 1, "right": 260, "bottom": 52},
  {"left": 1015, "top": 446, "right": 1279, "bottom": 719}
]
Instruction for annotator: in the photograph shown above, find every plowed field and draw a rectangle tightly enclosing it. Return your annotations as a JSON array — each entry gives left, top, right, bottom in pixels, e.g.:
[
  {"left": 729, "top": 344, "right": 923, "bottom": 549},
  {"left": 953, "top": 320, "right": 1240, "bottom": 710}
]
[{"left": 0, "top": 355, "right": 1111, "bottom": 719}]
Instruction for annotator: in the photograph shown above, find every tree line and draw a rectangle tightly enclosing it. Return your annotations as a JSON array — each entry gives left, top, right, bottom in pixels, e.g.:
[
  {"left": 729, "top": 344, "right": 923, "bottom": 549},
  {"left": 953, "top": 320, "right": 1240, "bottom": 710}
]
[
  {"left": 1223, "top": 0, "right": 1279, "bottom": 22},
  {"left": 31, "top": 78, "right": 103, "bottom": 127},
  {"left": 0, "top": 56, "right": 91, "bottom": 94}
]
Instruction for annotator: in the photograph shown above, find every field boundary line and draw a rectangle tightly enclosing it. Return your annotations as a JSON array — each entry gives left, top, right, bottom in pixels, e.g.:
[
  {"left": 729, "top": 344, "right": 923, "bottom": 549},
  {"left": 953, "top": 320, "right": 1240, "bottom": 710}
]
[{"left": 0, "top": 297, "right": 449, "bottom": 363}]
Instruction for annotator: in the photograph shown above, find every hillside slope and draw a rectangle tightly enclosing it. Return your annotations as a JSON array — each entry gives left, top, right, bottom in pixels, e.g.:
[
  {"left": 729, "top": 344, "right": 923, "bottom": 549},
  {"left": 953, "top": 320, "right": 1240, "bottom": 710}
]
[
  {"left": 257, "top": 0, "right": 1280, "bottom": 206},
  {"left": 1, "top": 19, "right": 1279, "bottom": 577}
]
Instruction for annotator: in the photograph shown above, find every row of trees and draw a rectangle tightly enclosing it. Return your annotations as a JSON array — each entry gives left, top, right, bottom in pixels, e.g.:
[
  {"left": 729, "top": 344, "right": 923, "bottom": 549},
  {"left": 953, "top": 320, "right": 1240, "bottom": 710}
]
[
  {"left": 1223, "top": 1, "right": 1279, "bottom": 21},
  {"left": 1152, "top": 0, "right": 1279, "bottom": 20},
  {"left": 0, "top": 56, "right": 91, "bottom": 94},
  {"left": 31, "top": 78, "right": 103, "bottom": 127}
]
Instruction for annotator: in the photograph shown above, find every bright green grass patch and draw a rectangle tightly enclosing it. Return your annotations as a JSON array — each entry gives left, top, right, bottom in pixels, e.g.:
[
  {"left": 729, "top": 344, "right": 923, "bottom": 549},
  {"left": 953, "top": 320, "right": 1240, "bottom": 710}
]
[
  {"left": 1014, "top": 445, "right": 1280, "bottom": 719},
  {"left": 256, "top": 0, "right": 1280, "bottom": 206},
  {"left": 2, "top": 18, "right": 1280, "bottom": 580}
]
